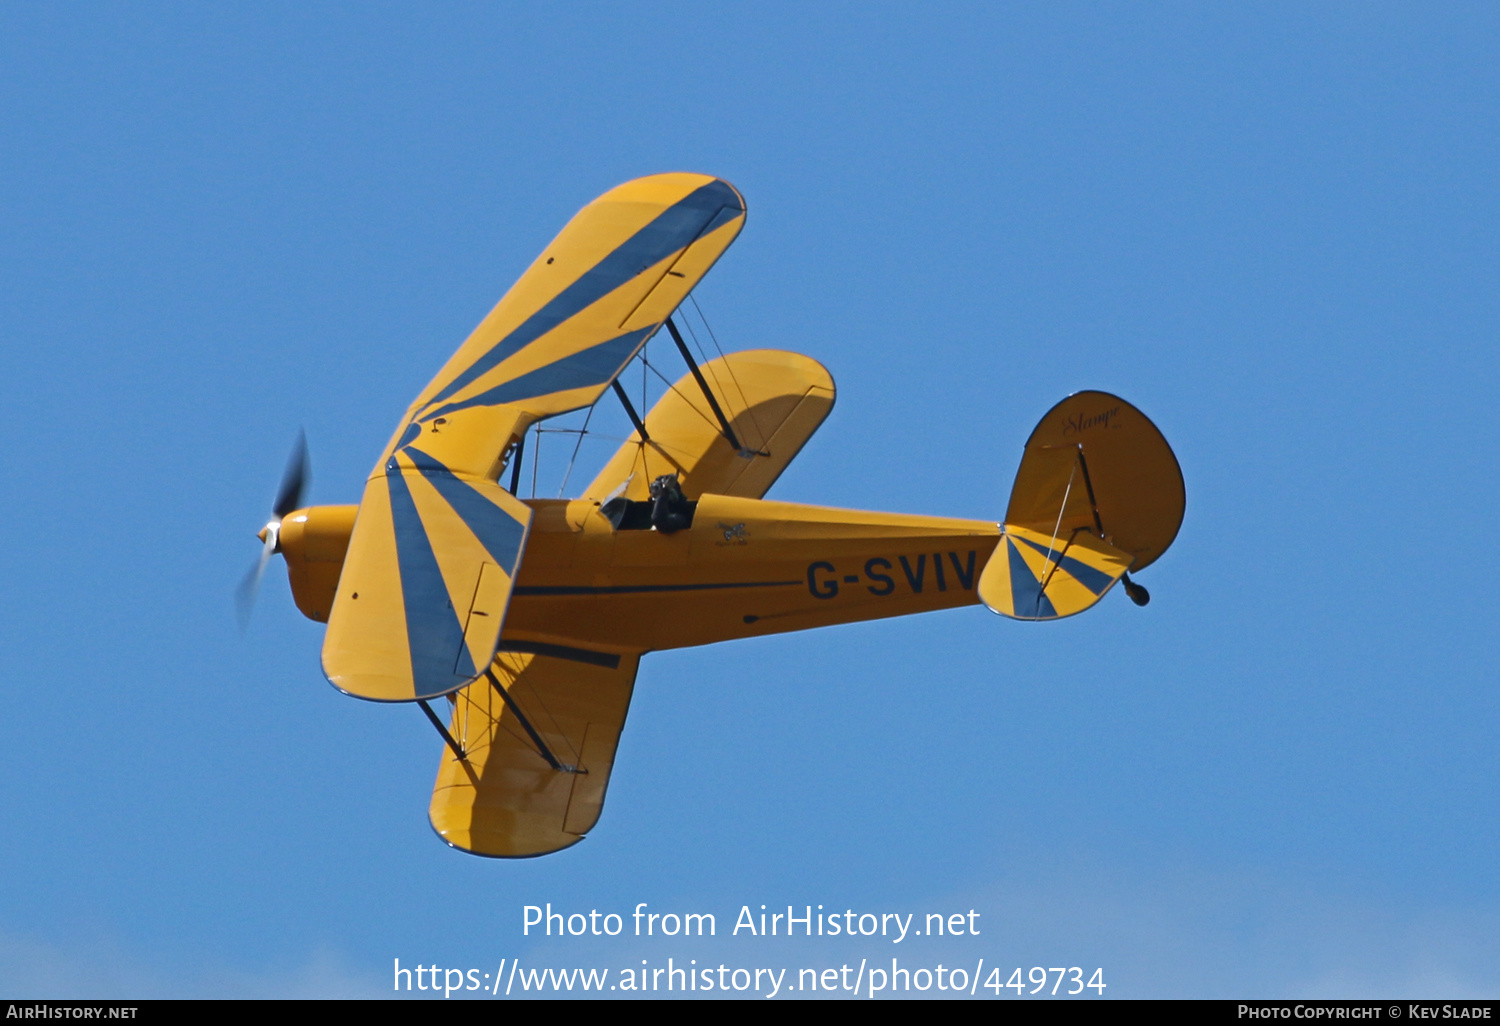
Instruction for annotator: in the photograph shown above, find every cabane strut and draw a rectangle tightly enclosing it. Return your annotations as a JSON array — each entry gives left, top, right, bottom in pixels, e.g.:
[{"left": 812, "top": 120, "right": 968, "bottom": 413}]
[{"left": 610, "top": 379, "right": 650, "bottom": 442}]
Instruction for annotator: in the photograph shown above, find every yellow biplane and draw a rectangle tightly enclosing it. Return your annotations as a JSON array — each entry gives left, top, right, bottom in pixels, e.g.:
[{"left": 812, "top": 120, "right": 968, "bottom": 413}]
[{"left": 240, "top": 173, "right": 1185, "bottom": 858}]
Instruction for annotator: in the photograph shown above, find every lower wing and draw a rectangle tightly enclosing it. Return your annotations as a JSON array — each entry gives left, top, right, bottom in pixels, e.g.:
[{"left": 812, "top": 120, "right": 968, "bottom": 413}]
[{"left": 429, "top": 645, "right": 640, "bottom": 858}]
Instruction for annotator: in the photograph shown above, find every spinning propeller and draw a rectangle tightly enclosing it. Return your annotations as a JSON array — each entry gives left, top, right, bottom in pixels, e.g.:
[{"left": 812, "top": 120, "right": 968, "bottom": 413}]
[{"left": 236, "top": 431, "right": 309, "bottom": 628}]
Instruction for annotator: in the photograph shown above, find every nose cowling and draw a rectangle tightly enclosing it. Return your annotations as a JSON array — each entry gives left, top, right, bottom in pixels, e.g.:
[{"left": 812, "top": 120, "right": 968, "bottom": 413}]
[{"left": 276, "top": 505, "right": 358, "bottom": 623}]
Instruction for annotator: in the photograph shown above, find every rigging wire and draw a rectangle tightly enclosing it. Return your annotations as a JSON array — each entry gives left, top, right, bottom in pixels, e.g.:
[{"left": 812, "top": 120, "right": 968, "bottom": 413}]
[
  {"left": 521, "top": 306, "right": 766, "bottom": 503},
  {"left": 640, "top": 350, "right": 723, "bottom": 435},
  {"left": 529, "top": 420, "right": 541, "bottom": 498},
  {"left": 677, "top": 307, "right": 743, "bottom": 447},
  {"left": 556, "top": 402, "right": 596, "bottom": 498},
  {"left": 535, "top": 427, "right": 637, "bottom": 444},
  {"left": 508, "top": 671, "right": 582, "bottom": 766},
  {"left": 1045, "top": 462, "right": 1076, "bottom": 566},
  {"left": 485, "top": 666, "right": 552, "bottom": 766},
  {"left": 689, "top": 294, "right": 767, "bottom": 450},
  {"left": 1034, "top": 461, "right": 1079, "bottom": 612}
]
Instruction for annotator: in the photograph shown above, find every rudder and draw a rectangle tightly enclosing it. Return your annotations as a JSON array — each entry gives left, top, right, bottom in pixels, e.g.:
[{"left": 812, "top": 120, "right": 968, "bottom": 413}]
[{"left": 981, "top": 391, "right": 1184, "bottom": 621}]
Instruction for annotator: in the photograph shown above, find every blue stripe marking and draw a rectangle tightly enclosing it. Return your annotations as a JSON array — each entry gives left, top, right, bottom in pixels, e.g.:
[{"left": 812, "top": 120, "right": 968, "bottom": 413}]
[
  {"left": 422, "top": 180, "right": 742, "bottom": 413},
  {"left": 1006, "top": 536, "right": 1057, "bottom": 619},
  {"left": 1012, "top": 534, "right": 1119, "bottom": 595},
  {"left": 385, "top": 470, "right": 477, "bottom": 689},
  {"left": 699, "top": 202, "right": 744, "bottom": 238},
  {"left": 419, "top": 327, "right": 652, "bottom": 422},
  {"left": 402, "top": 447, "right": 527, "bottom": 572}
]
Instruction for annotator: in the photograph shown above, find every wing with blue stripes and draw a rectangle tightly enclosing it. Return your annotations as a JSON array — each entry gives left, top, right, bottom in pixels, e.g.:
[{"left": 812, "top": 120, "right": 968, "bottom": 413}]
[
  {"left": 323, "top": 173, "right": 745, "bottom": 701},
  {"left": 322, "top": 449, "right": 532, "bottom": 701},
  {"left": 389, "top": 172, "right": 747, "bottom": 481}
]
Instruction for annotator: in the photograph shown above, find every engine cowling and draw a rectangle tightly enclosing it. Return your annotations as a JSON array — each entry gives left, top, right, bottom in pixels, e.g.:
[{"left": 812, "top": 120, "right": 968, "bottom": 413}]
[{"left": 277, "top": 505, "right": 357, "bottom": 622}]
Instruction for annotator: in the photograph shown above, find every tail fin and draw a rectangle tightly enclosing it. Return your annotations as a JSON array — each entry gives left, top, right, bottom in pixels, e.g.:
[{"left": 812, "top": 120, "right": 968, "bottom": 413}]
[{"left": 981, "top": 391, "right": 1184, "bottom": 621}]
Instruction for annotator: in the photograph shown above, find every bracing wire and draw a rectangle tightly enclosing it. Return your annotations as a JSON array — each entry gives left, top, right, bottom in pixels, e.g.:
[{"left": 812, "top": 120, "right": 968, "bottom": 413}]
[
  {"left": 511, "top": 673, "right": 582, "bottom": 766},
  {"left": 640, "top": 350, "right": 722, "bottom": 435},
  {"left": 677, "top": 308, "right": 721, "bottom": 390},
  {"left": 518, "top": 338, "right": 666, "bottom": 502},
  {"left": 536, "top": 428, "right": 637, "bottom": 444},
  {"left": 1046, "top": 463, "right": 1076, "bottom": 564},
  {"left": 1035, "top": 461, "right": 1079, "bottom": 609},
  {"left": 556, "top": 402, "right": 596, "bottom": 498},
  {"left": 689, "top": 294, "right": 767, "bottom": 450},
  {"left": 678, "top": 306, "right": 746, "bottom": 447},
  {"left": 529, "top": 420, "right": 541, "bottom": 498}
]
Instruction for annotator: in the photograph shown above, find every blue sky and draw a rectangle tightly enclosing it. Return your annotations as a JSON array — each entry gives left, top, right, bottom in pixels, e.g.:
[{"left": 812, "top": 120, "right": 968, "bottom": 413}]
[{"left": 1, "top": 3, "right": 1497, "bottom": 999}]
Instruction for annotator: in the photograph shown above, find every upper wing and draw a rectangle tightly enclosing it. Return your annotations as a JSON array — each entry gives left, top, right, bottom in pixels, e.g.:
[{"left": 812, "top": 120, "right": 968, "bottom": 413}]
[
  {"left": 584, "top": 349, "right": 836, "bottom": 502},
  {"left": 385, "top": 173, "right": 747, "bottom": 481},
  {"left": 323, "top": 174, "right": 745, "bottom": 701},
  {"left": 429, "top": 645, "right": 640, "bottom": 858}
]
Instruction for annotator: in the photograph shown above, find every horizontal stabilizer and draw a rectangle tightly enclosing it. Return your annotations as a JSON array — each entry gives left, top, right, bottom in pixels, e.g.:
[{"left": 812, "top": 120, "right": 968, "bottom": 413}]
[{"left": 979, "top": 524, "right": 1131, "bottom": 620}]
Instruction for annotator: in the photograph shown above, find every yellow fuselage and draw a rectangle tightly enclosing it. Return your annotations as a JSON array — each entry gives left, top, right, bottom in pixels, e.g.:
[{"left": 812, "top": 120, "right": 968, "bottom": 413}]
[
  {"left": 282, "top": 496, "right": 1000, "bottom": 657},
  {"left": 509, "top": 494, "right": 999, "bottom": 654}
]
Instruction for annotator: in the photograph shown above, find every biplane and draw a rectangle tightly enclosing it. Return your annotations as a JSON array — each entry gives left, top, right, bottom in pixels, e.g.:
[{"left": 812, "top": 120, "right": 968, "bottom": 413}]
[{"left": 240, "top": 173, "right": 1185, "bottom": 858}]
